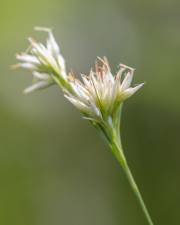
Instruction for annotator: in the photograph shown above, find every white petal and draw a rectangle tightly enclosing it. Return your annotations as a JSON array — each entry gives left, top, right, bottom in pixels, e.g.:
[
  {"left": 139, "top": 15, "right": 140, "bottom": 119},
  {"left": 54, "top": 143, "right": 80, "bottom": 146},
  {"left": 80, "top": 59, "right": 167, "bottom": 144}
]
[
  {"left": 34, "top": 27, "right": 60, "bottom": 56},
  {"left": 122, "top": 83, "right": 144, "bottom": 99},
  {"left": 65, "top": 95, "right": 89, "bottom": 112},
  {"left": 31, "top": 44, "right": 59, "bottom": 71},
  {"left": 116, "top": 67, "right": 126, "bottom": 84},
  {"left": 24, "top": 80, "right": 53, "bottom": 94},
  {"left": 57, "top": 55, "right": 66, "bottom": 70},
  {"left": 32, "top": 71, "right": 49, "bottom": 80},
  {"left": 81, "top": 75, "right": 92, "bottom": 90},
  {"left": 121, "top": 71, "right": 133, "bottom": 91},
  {"left": 90, "top": 103, "right": 102, "bottom": 118},
  {"left": 70, "top": 82, "right": 89, "bottom": 102},
  {"left": 111, "top": 77, "right": 120, "bottom": 103},
  {"left": 47, "top": 32, "right": 60, "bottom": 56},
  {"left": 105, "top": 71, "right": 114, "bottom": 84},
  {"left": 18, "top": 63, "right": 37, "bottom": 70},
  {"left": 34, "top": 26, "right": 51, "bottom": 32},
  {"left": 16, "top": 54, "right": 40, "bottom": 64}
]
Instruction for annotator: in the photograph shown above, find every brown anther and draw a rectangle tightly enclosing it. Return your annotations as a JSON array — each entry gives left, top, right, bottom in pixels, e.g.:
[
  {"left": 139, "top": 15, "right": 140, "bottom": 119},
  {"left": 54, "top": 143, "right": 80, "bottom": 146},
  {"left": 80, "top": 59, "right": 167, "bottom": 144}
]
[
  {"left": 10, "top": 64, "right": 20, "bottom": 70},
  {"left": 68, "top": 72, "right": 75, "bottom": 82},
  {"left": 28, "top": 37, "right": 38, "bottom": 47}
]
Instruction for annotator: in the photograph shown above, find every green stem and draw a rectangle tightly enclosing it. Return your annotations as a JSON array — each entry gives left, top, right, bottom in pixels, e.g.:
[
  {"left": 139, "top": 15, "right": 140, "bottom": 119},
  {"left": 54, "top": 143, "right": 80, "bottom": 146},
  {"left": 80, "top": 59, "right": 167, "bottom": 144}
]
[{"left": 111, "top": 140, "right": 154, "bottom": 225}]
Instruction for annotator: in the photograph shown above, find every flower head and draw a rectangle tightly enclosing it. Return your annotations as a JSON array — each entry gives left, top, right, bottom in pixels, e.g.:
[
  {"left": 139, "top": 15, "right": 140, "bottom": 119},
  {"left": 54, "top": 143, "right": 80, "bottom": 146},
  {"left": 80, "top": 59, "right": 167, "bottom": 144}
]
[
  {"left": 14, "top": 28, "right": 143, "bottom": 129},
  {"left": 14, "top": 27, "right": 69, "bottom": 93},
  {"left": 65, "top": 57, "right": 144, "bottom": 124}
]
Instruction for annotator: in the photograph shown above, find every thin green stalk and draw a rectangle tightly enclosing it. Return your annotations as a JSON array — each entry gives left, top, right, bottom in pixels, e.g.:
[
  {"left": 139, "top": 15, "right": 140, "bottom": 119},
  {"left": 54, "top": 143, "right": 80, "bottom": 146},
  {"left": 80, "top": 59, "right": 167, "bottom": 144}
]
[{"left": 111, "top": 140, "right": 154, "bottom": 225}]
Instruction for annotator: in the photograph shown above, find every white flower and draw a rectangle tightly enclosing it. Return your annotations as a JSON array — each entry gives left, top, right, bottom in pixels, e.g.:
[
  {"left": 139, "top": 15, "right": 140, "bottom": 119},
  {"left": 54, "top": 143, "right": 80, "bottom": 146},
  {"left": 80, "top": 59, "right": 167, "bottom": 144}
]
[
  {"left": 14, "top": 28, "right": 143, "bottom": 126},
  {"left": 65, "top": 57, "right": 144, "bottom": 122},
  {"left": 14, "top": 27, "right": 68, "bottom": 93}
]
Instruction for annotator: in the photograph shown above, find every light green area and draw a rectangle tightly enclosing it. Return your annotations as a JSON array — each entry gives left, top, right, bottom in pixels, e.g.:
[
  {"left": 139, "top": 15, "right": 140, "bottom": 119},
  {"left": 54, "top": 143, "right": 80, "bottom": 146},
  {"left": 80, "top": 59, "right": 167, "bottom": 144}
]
[{"left": 0, "top": 0, "right": 180, "bottom": 224}]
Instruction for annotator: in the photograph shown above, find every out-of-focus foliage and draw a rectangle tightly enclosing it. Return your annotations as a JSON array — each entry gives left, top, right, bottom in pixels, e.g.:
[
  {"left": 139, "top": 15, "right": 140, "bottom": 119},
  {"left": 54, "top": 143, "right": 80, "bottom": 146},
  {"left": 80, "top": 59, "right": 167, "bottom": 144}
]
[{"left": 0, "top": 0, "right": 180, "bottom": 224}]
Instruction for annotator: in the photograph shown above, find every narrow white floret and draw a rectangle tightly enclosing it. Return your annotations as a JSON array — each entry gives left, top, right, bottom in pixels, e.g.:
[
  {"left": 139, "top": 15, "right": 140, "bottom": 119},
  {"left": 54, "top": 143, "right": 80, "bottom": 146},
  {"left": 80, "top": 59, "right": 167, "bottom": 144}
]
[{"left": 15, "top": 27, "right": 68, "bottom": 93}]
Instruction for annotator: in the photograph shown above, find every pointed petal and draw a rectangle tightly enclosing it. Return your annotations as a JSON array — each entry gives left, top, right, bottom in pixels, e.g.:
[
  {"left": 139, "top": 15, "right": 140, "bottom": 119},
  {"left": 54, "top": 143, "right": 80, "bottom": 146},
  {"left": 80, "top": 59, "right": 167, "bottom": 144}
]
[
  {"left": 23, "top": 80, "right": 54, "bottom": 94},
  {"left": 121, "top": 71, "right": 134, "bottom": 91},
  {"left": 18, "top": 63, "right": 37, "bottom": 70},
  {"left": 122, "top": 83, "right": 144, "bottom": 99},
  {"left": 34, "top": 27, "right": 60, "bottom": 55},
  {"left": 116, "top": 67, "right": 126, "bottom": 84},
  {"left": 32, "top": 71, "right": 49, "bottom": 80},
  {"left": 57, "top": 55, "right": 65, "bottom": 70},
  {"left": 47, "top": 32, "right": 60, "bottom": 56},
  {"left": 16, "top": 54, "right": 40, "bottom": 64},
  {"left": 65, "top": 95, "right": 89, "bottom": 112}
]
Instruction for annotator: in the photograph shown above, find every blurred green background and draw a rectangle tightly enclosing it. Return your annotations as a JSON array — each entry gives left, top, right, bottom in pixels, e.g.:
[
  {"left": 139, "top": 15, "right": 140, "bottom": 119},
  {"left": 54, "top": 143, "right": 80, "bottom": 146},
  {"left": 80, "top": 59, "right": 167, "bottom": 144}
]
[{"left": 1, "top": 0, "right": 180, "bottom": 224}]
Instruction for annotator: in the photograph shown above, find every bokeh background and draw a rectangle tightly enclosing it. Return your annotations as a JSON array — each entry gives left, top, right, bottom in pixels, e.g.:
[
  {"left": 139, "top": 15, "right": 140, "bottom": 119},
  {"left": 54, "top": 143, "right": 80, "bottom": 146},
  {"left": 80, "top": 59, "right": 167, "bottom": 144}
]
[{"left": 1, "top": 0, "right": 180, "bottom": 224}]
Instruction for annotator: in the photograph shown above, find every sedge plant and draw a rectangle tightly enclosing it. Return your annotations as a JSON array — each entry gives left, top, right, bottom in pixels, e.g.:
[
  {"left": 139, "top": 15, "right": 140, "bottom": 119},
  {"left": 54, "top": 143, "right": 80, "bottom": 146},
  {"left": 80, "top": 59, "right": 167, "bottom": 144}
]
[{"left": 14, "top": 27, "right": 154, "bottom": 225}]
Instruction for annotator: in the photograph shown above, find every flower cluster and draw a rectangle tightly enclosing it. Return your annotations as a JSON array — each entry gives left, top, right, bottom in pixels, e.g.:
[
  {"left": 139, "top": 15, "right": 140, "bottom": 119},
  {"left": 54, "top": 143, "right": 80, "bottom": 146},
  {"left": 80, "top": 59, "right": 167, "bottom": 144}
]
[
  {"left": 15, "top": 27, "right": 143, "bottom": 125},
  {"left": 65, "top": 57, "right": 143, "bottom": 123},
  {"left": 14, "top": 27, "right": 69, "bottom": 93}
]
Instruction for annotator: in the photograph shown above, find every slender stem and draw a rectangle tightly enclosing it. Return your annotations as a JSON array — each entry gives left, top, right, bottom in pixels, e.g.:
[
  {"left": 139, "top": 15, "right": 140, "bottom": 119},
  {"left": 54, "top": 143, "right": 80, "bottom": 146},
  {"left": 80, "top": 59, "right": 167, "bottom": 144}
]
[{"left": 111, "top": 140, "right": 154, "bottom": 225}]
